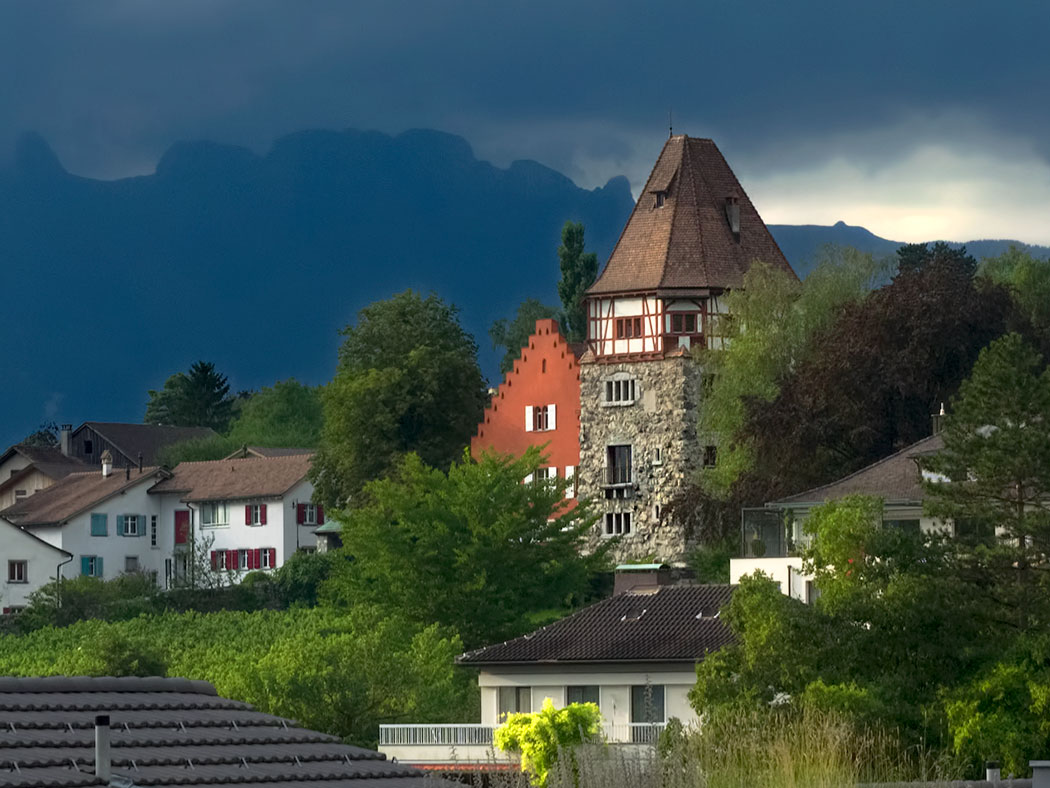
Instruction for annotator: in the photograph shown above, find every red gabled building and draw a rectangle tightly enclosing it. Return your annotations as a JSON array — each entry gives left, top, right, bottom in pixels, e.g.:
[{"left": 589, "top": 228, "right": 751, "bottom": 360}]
[{"left": 471, "top": 319, "right": 582, "bottom": 503}]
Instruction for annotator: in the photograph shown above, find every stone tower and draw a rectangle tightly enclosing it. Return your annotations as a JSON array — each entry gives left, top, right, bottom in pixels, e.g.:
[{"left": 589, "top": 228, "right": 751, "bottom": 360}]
[{"left": 578, "top": 136, "right": 796, "bottom": 565}]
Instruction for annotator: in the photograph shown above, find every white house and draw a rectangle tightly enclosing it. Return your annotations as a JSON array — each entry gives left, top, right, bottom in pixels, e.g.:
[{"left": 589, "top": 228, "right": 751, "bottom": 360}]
[
  {"left": 0, "top": 443, "right": 87, "bottom": 511},
  {"left": 730, "top": 433, "right": 950, "bottom": 602},
  {"left": 379, "top": 568, "right": 734, "bottom": 768},
  {"left": 0, "top": 518, "right": 71, "bottom": 613},
  {"left": 0, "top": 452, "right": 320, "bottom": 591}
]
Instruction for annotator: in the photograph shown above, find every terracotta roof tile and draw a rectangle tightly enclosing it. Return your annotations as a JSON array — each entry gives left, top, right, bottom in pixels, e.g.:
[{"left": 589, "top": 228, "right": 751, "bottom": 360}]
[
  {"left": 588, "top": 136, "right": 796, "bottom": 295},
  {"left": 150, "top": 454, "right": 313, "bottom": 502},
  {"left": 0, "top": 468, "right": 166, "bottom": 526},
  {"left": 773, "top": 434, "right": 944, "bottom": 506},
  {"left": 458, "top": 585, "right": 735, "bottom": 665}
]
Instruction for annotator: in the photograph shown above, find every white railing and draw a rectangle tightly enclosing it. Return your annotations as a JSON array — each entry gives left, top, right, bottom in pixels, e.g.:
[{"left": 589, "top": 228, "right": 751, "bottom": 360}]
[
  {"left": 379, "top": 724, "right": 495, "bottom": 747},
  {"left": 379, "top": 722, "right": 666, "bottom": 747}
]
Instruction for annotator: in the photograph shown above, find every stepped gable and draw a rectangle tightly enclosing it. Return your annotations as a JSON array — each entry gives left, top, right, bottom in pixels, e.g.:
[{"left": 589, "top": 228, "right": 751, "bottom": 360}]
[
  {"left": 0, "top": 675, "right": 449, "bottom": 788},
  {"left": 588, "top": 136, "right": 796, "bottom": 295},
  {"left": 458, "top": 584, "right": 735, "bottom": 665}
]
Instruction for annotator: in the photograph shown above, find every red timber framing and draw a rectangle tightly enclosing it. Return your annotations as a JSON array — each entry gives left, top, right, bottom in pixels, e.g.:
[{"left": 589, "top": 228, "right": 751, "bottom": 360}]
[{"left": 587, "top": 294, "right": 665, "bottom": 362}]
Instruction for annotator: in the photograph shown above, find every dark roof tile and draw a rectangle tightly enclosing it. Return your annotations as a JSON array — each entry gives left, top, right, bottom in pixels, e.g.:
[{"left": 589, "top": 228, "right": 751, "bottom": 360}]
[
  {"left": 77, "top": 422, "right": 219, "bottom": 465},
  {"left": 458, "top": 584, "right": 735, "bottom": 665}
]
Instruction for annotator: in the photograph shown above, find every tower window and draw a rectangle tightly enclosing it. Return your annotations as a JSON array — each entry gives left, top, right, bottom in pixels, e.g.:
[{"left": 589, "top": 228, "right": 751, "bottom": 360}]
[
  {"left": 604, "top": 511, "right": 632, "bottom": 536},
  {"left": 606, "top": 445, "right": 633, "bottom": 485},
  {"left": 669, "top": 312, "right": 700, "bottom": 334},
  {"left": 703, "top": 446, "right": 718, "bottom": 467},
  {"left": 603, "top": 377, "right": 637, "bottom": 405},
  {"left": 655, "top": 192, "right": 666, "bottom": 208},
  {"left": 615, "top": 317, "right": 643, "bottom": 339}
]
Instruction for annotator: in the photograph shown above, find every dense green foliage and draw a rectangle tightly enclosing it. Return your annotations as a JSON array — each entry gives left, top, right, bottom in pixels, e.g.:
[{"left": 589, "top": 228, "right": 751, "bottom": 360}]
[
  {"left": 324, "top": 447, "right": 608, "bottom": 647},
  {"left": 495, "top": 699, "right": 603, "bottom": 787},
  {"left": 490, "top": 298, "right": 562, "bottom": 374},
  {"left": 145, "top": 360, "right": 235, "bottom": 431},
  {"left": 556, "top": 221, "right": 598, "bottom": 343},
  {"left": 979, "top": 246, "right": 1050, "bottom": 351},
  {"left": 0, "top": 607, "right": 475, "bottom": 746},
  {"left": 310, "top": 290, "right": 488, "bottom": 507},
  {"left": 21, "top": 420, "right": 60, "bottom": 447}
]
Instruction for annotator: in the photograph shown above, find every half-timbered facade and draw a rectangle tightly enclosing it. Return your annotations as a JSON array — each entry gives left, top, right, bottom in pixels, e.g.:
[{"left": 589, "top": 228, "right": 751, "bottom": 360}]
[{"left": 578, "top": 135, "right": 796, "bottom": 563}]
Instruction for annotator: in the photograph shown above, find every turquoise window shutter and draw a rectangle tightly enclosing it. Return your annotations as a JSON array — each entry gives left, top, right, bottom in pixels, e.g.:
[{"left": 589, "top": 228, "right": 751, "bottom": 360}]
[
  {"left": 81, "top": 556, "right": 91, "bottom": 576},
  {"left": 96, "top": 557, "right": 103, "bottom": 577},
  {"left": 90, "top": 514, "right": 107, "bottom": 537},
  {"left": 117, "top": 515, "right": 125, "bottom": 536},
  {"left": 139, "top": 515, "right": 146, "bottom": 536}
]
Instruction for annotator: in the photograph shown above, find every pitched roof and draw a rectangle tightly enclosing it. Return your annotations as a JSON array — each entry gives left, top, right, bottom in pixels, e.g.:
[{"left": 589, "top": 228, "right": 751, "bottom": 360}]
[
  {"left": 772, "top": 434, "right": 945, "bottom": 507},
  {"left": 0, "top": 444, "right": 86, "bottom": 478},
  {"left": 76, "top": 422, "right": 219, "bottom": 465},
  {"left": 0, "top": 675, "right": 445, "bottom": 788},
  {"left": 150, "top": 454, "right": 313, "bottom": 502},
  {"left": 0, "top": 467, "right": 167, "bottom": 527},
  {"left": 588, "top": 136, "right": 796, "bottom": 296},
  {"left": 222, "top": 445, "right": 316, "bottom": 460},
  {"left": 458, "top": 585, "right": 735, "bottom": 665}
]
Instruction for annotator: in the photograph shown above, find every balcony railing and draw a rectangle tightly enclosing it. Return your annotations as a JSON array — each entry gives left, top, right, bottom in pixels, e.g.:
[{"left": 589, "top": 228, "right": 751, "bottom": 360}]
[
  {"left": 605, "top": 466, "right": 632, "bottom": 486},
  {"left": 379, "top": 722, "right": 666, "bottom": 748}
]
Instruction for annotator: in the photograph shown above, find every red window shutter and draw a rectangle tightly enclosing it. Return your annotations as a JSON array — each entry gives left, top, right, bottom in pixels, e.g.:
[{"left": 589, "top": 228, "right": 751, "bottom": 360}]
[
  {"left": 297, "top": 503, "right": 306, "bottom": 524},
  {"left": 245, "top": 505, "right": 253, "bottom": 524},
  {"left": 268, "top": 547, "right": 277, "bottom": 568},
  {"left": 253, "top": 549, "right": 261, "bottom": 570},
  {"left": 210, "top": 551, "right": 217, "bottom": 570},
  {"left": 225, "top": 549, "right": 235, "bottom": 569},
  {"left": 316, "top": 505, "right": 325, "bottom": 525},
  {"left": 260, "top": 504, "right": 267, "bottom": 525}
]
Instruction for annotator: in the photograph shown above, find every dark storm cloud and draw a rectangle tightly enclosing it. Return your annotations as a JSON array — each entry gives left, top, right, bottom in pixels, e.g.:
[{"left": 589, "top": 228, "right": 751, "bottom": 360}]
[{"left": 1, "top": 0, "right": 1049, "bottom": 205}]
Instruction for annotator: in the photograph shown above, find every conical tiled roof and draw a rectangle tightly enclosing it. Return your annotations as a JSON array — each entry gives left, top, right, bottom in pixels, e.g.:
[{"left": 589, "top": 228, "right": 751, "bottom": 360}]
[{"left": 588, "top": 136, "right": 796, "bottom": 295}]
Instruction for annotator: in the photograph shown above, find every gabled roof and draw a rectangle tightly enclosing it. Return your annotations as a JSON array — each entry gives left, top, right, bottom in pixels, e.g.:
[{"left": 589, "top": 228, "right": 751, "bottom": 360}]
[
  {"left": 0, "top": 444, "right": 86, "bottom": 478},
  {"left": 0, "top": 467, "right": 167, "bottom": 527},
  {"left": 150, "top": 454, "right": 313, "bottom": 502},
  {"left": 0, "top": 518, "right": 71, "bottom": 558},
  {"left": 75, "top": 422, "right": 218, "bottom": 464},
  {"left": 0, "top": 675, "right": 444, "bottom": 788},
  {"left": 588, "top": 136, "right": 795, "bottom": 296},
  {"left": 458, "top": 585, "right": 735, "bottom": 665},
  {"left": 772, "top": 433, "right": 945, "bottom": 507},
  {"left": 222, "top": 445, "right": 316, "bottom": 460}
]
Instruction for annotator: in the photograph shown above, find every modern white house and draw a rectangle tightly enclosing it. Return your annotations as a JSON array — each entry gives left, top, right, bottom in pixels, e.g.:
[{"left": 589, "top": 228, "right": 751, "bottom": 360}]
[
  {"left": 0, "top": 518, "right": 71, "bottom": 613},
  {"left": 380, "top": 568, "right": 734, "bottom": 768},
  {"left": 730, "top": 433, "right": 949, "bottom": 602},
  {"left": 0, "top": 451, "right": 321, "bottom": 593}
]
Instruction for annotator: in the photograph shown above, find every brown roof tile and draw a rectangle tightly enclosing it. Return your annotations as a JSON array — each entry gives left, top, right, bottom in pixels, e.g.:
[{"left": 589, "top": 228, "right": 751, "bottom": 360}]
[
  {"left": 588, "top": 136, "right": 796, "bottom": 296},
  {"left": 458, "top": 584, "right": 735, "bottom": 665},
  {"left": 0, "top": 467, "right": 166, "bottom": 526},
  {"left": 773, "top": 434, "right": 944, "bottom": 506},
  {"left": 0, "top": 676, "right": 445, "bottom": 787},
  {"left": 150, "top": 454, "right": 313, "bottom": 502},
  {"left": 78, "top": 422, "right": 218, "bottom": 465}
]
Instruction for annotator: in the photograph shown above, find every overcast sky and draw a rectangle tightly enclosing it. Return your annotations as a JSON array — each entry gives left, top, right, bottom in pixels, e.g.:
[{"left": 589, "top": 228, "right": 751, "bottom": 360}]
[{"left": 3, "top": 0, "right": 1049, "bottom": 242}]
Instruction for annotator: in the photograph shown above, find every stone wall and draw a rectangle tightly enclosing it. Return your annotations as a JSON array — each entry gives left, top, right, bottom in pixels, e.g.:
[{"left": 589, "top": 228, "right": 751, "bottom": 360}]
[{"left": 578, "top": 353, "right": 702, "bottom": 564}]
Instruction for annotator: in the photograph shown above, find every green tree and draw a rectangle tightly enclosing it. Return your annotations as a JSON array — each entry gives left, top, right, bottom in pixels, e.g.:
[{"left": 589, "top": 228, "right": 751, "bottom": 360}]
[
  {"left": 21, "top": 421, "right": 59, "bottom": 448},
  {"left": 978, "top": 245, "right": 1050, "bottom": 352},
  {"left": 227, "top": 378, "right": 323, "bottom": 449},
  {"left": 557, "top": 222, "right": 598, "bottom": 343},
  {"left": 490, "top": 298, "right": 562, "bottom": 374},
  {"left": 896, "top": 241, "right": 977, "bottom": 276},
  {"left": 310, "top": 290, "right": 487, "bottom": 506},
  {"left": 923, "top": 333, "right": 1050, "bottom": 630},
  {"left": 145, "top": 361, "right": 234, "bottom": 431},
  {"left": 323, "top": 447, "right": 607, "bottom": 647},
  {"left": 699, "top": 246, "right": 883, "bottom": 498},
  {"left": 495, "top": 699, "right": 603, "bottom": 787}
]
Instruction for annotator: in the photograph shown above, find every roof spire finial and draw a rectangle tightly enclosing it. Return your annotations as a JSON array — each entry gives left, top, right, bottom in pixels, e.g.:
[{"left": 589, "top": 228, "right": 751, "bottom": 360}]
[{"left": 668, "top": 108, "right": 673, "bottom": 138}]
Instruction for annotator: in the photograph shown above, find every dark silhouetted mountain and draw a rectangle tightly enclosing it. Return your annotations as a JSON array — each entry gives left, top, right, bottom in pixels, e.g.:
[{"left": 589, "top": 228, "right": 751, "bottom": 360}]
[
  {"left": 769, "top": 220, "right": 1050, "bottom": 278},
  {"left": 0, "top": 129, "right": 634, "bottom": 447}
]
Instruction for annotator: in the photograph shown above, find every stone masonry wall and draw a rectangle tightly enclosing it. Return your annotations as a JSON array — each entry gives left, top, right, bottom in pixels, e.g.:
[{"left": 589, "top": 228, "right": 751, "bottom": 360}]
[{"left": 578, "top": 354, "right": 701, "bottom": 564}]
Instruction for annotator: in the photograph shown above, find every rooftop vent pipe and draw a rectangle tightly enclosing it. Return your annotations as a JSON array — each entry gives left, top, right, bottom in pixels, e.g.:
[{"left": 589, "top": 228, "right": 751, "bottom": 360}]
[
  {"left": 95, "top": 713, "right": 111, "bottom": 781},
  {"left": 60, "top": 424, "right": 72, "bottom": 457}
]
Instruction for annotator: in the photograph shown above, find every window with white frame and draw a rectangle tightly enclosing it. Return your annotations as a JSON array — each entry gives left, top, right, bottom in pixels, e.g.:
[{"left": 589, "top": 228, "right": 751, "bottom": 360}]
[
  {"left": 121, "top": 514, "right": 141, "bottom": 536},
  {"left": 498, "top": 687, "right": 532, "bottom": 719},
  {"left": 604, "top": 511, "right": 632, "bottom": 536},
  {"left": 262, "top": 549, "right": 273, "bottom": 569},
  {"left": 247, "top": 504, "right": 262, "bottom": 525},
  {"left": 200, "top": 502, "right": 230, "bottom": 527},
  {"left": 150, "top": 515, "right": 158, "bottom": 548},
  {"left": 603, "top": 376, "right": 637, "bottom": 406},
  {"left": 238, "top": 549, "right": 249, "bottom": 570},
  {"left": 564, "top": 466, "right": 576, "bottom": 499},
  {"left": 534, "top": 466, "right": 556, "bottom": 482},
  {"left": 303, "top": 504, "right": 318, "bottom": 525},
  {"left": 7, "top": 561, "right": 27, "bottom": 583},
  {"left": 525, "top": 404, "right": 557, "bottom": 432}
]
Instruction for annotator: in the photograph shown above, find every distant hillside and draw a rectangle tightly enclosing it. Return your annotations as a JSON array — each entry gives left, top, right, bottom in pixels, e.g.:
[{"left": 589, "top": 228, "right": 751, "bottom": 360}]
[
  {"left": 0, "top": 129, "right": 634, "bottom": 447},
  {"left": 769, "top": 220, "right": 1050, "bottom": 278}
]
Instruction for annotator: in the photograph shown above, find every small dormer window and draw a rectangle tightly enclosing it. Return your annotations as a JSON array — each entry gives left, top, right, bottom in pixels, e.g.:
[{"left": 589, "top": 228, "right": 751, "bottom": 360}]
[{"left": 655, "top": 191, "right": 666, "bottom": 208}]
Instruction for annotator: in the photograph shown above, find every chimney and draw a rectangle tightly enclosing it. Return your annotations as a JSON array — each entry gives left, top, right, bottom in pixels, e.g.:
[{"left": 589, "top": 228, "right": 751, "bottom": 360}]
[
  {"left": 59, "top": 424, "right": 72, "bottom": 457},
  {"left": 932, "top": 402, "right": 946, "bottom": 436},
  {"left": 138, "top": 452, "right": 143, "bottom": 473},
  {"left": 100, "top": 450, "right": 113, "bottom": 478},
  {"left": 614, "top": 563, "right": 672, "bottom": 595},
  {"left": 94, "top": 713, "right": 111, "bottom": 781},
  {"left": 724, "top": 196, "right": 740, "bottom": 240},
  {"left": 985, "top": 761, "right": 1000, "bottom": 782}
]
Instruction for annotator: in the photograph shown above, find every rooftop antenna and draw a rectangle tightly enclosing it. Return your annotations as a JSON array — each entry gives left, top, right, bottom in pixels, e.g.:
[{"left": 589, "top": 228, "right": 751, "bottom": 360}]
[{"left": 668, "top": 108, "right": 673, "bottom": 138}]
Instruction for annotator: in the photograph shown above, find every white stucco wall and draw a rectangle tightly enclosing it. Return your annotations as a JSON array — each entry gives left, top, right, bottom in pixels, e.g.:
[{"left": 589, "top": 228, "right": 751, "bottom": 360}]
[
  {"left": 730, "top": 556, "right": 804, "bottom": 595},
  {"left": 0, "top": 519, "right": 70, "bottom": 610}
]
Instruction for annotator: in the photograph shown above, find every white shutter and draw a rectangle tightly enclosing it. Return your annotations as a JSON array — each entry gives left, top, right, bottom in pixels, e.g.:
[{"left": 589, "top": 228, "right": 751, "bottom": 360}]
[
  {"left": 525, "top": 406, "right": 534, "bottom": 432},
  {"left": 524, "top": 473, "right": 534, "bottom": 484},
  {"left": 548, "top": 403, "right": 557, "bottom": 430},
  {"left": 565, "top": 466, "right": 575, "bottom": 498}
]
